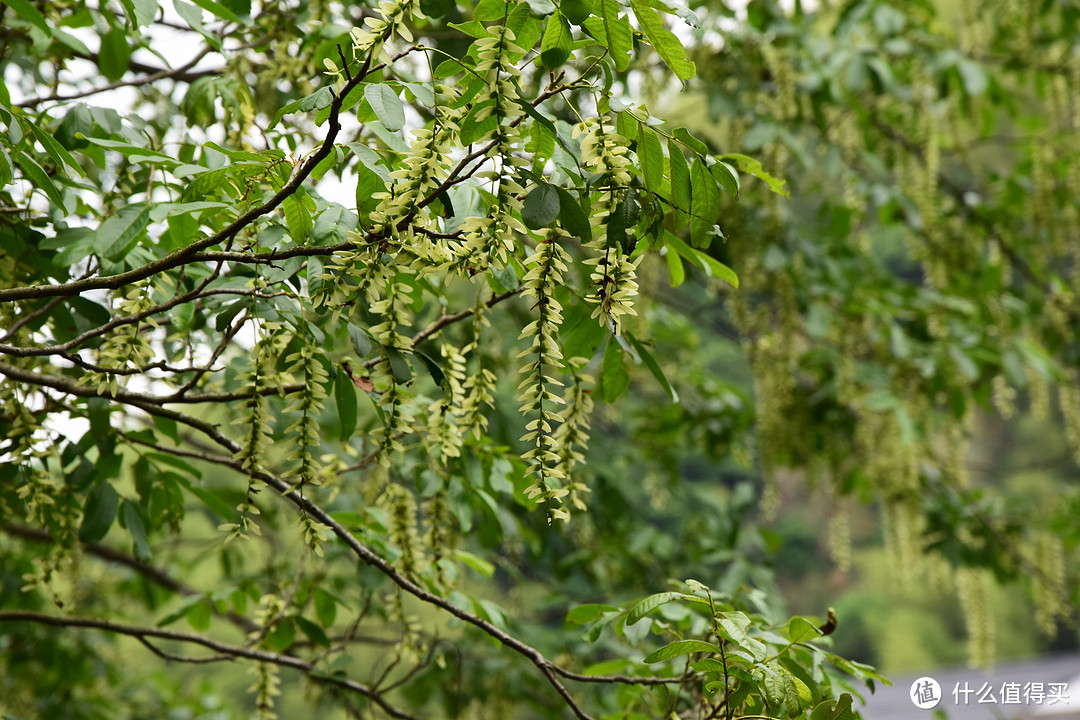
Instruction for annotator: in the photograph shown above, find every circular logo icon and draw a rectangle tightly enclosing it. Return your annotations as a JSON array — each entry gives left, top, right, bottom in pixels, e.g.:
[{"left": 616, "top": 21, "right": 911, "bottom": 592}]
[{"left": 910, "top": 677, "right": 942, "bottom": 709}]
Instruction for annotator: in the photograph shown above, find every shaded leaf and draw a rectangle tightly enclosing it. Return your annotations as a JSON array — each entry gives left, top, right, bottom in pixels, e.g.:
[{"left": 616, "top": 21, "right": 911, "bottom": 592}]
[
  {"left": 335, "top": 368, "right": 358, "bottom": 441},
  {"left": 540, "top": 12, "right": 573, "bottom": 69},
  {"left": 631, "top": 0, "right": 696, "bottom": 80},
  {"left": 643, "top": 639, "right": 721, "bottom": 663},
  {"left": 521, "top": 182, "right": 561, "bottom": 229},
  {"left": 365, "top": 84, "right": 405, "bottom": 131},
  {"left": 600, "top": 341, "right": 629, "bottom": 402},
  {"left": 79, "top": 482, "right": 119, "bottom": 543}
]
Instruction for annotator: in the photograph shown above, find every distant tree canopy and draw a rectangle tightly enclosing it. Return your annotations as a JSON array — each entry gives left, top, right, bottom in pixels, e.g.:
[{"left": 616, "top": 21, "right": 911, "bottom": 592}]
[{"left": 0, "top": 0, "right": 1076, "bottom": 719}]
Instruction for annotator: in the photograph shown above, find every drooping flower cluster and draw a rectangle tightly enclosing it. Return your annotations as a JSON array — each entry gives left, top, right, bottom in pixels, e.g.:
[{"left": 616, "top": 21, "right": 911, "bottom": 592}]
[
  {"left": 283, "top": 339, "right": 329, "bottom": 492},
  {"left": 453, "top": 25, "right": 528, "bottom": 271},
  {"left": 371, "top": 96, "right": 462, "bottom": 265},
  {"left": 460, "top": 305, "right": 497, "bottom": 439},
  {"left": 553, "top": 369, "right": 595, "bottom": 515},
  {"left": 90, "top": 283, "right": 159, "bottom": 395},
  {"left": 575, "top": 117, "right": 641, "bottom": 334},
  {"left": 350, "top": 0, "right": 421, "bottom": 64},
  {"left": 425, "top": 342, "right": 467, "bottom": 467},
  {"left": 518, "top": 233, "right": 571, "bottom": 523}
]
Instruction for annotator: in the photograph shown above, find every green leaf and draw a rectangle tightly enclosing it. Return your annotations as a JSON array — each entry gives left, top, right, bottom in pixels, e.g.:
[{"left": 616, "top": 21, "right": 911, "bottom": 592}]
[
  {"left": 561, "top": 0, "right": 593, "bottom": 25},
  {"left": 787, "top": 615, "right": 822, "bottom": 643},
  {"left": 153, "top": 416, "right": 181, "bottom": 444},
  {"left": 810, "top": 693, "right": 854, "bottom": 720},
  {"left": 384, "top": 347, "right": 413, "bottom": 384},
  {"left": 643, "top": 639, "right": 721, "bottom": 663},
  {"left": 566, "top": 603, "right": 618, "bottom": 624},
  {"left": 298, "top": 86, "right": 334, "bottom": 112},
  {"left": 453, "top": 549, "right": 495, "bottom": 577},
  {"left": 694, "top": 248, "right": 738, "bottom": 287},
  {"left": 474, "top": 0, "right": 508, "bottom": 21},
  {"left": 710, "top": 160, "right": 740, "bottom": 197},
  {"left": 25, "top": 122, "right": 85, "bottom": 178},
  {"left": 556, "top": 188, "right": 592, "bottom": 243},
  {"left": 189, "top": 0, "right": 242, "bottom": 21},
  {"left": 314, "top": 587, "right": 338, "bottom": 627},
  {"left": 121, "top": 499, "right": 152, "bottom": 561},
  {"left": 282, "top": 194, "right": 312, "bottom": 243},
  {"left": 156, "top": 594, "right": 206, "bottom": 628},
  {"left": 14, "top": 151, "right": 65, "bottom": 208},
  {"left": 81, "top": 137, "right": 179, "bottom": 164},
  {"left": 420, "top": 0, "right": 454, "bottom": 17},
  {"left": 94, "top": 204, "right": 153, "bottom": 260},
  {"left": 584, "top": 0, "right": 633, "bottom": 72},
  {"left": 270, "top": 99, "right": 302, "bottom": 129},
  {"left": 296, "top": 616, "right": 330, "bottom": 647},
  {"left": 264, "top": 618, "right": 296, "bottom": 652},
  {"left": 186, "top": 598, "right": 211, "bottom": 630},
  {"left": 79, "top": 482, "right": 119, "bottom": 543},
  {"left": 673, "top": 127, "right": 709, "bottom": 157},
  {"left": 365, "top": 84, "right": 405, "bottom": 132},
  {"left": 668, "top": 139, "right": 691, "bottom": 225},
  {"left": 490, "top": 264, "right": 519, "bottom": 292},
  {"left": 99, "top": 29, "right": 131, "bottom": 81},
  {"left": 540, "top": 12, "right": 573, "bottom": 69},
  {"left": 335, "top": 368, "right": 358, "bottom": 441},
  {"left": 561, "top": 308, "right": 607, "bottom": 360},
  {"left": 521, "top": 182, "right": 561, "bottom": 229},
  {"left": 5, "top": 0, "right": 51, "bottom": 36},
  {"left": 716, "top": 612, "right": 767, "bottom": 661},
  {"left": 720, "top": 153, "right": 789, "bottom": 197},
  {"left": 606, "top": 187, "right": 639, "bottom": 254},
  {"left": 665, "top": 242, "right": 684, "bottom": 286},
  {"left": 369, "top": 121, "right": 411, "bottom": 153},
  {"left": 638, "top": 124, "right": 664, "bottom": 193},
  {"left": 689, "top": 157, "right": 719, "bottom": 248},
  {"left": 626, "top": 332, "right": 677, "bottom": 402},
  {"left": 600, "top": 341, "right": 629, "bottom": 403},
  {"left": 172, "top": 476, "right": 233, "bottom": 520},
  {"left": 626, "top": 591, "right": 686, "bottom": 625},
  {"left": 631, "top": 1, "right": 696, "bottom": 80},
  {"left": 414, "top": 349, "right": 447, "bottom": 390},
  {"left": 957, "top": 58, "right": 988, "bottom": 96},
  {"left": 128, "top": 0, "right": 159, "bottom": 28}
]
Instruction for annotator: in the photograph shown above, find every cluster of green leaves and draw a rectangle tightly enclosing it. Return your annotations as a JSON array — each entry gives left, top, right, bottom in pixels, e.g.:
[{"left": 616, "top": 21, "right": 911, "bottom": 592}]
[
  {"left": 0, "top": 0, "right": 891, "bottom": 718},
  {"left": 567, "top": 578, "right": 888, "bottom": 720},
  {"left": 666, "top": 0, "right": 1080, "bottom": 666}
]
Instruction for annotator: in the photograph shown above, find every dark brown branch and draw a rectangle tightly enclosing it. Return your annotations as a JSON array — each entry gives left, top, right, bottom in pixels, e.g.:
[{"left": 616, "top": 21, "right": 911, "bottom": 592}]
[
  {"left": 0, "top": 295, "right": 66, "bottom": 342},
  {"left": 67, "top": 49, "right": 220, "bottom": 83},
  {"left": 0, "top": 44, "right": 408, "bottom": 304},
  {"left": 0, "top": 523, "right": 260, "bottom": 634},
  {"left": 0, "top": 288, "right": 521, "bottom": 406},
  {"left": 0, "top": 265, "right": 225, "bottom": 358},
  {"left": 17, "top": 46, "right": 215, "bottom": 108},
  {"left": 120, "top": 404, "right": 677, "bottom": 715},
  {"left": 0, "top": 610, "right": 421, "bottom": 720}
]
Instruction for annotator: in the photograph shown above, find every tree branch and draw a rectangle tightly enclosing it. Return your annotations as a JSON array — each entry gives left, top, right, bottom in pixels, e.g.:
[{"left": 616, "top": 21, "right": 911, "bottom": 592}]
[
  {"left": 17, "top": 46, "right": 215, "bottom": 108},
  {"left": 0, "top": 610, "right": 420, "bottom": 720},
  {"left": 0, "top": 524, "right": 259, "bottom": 634},
  {"left": 0, "top": 44, "right": 409, "bottom": 304}
]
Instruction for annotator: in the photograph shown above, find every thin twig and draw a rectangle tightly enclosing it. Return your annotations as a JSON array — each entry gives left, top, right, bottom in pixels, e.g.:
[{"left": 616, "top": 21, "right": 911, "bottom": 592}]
[
  {"left": 0, "top": 610, "right": 421, "bottom": 720},
  {"left": 18, "top": 46, "right": 215, "bottom": 108}
]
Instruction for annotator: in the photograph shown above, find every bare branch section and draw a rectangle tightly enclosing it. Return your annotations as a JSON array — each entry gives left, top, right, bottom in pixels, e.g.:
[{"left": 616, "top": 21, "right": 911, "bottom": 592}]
[{"left": 0, "top": 610, "right": 421, "bottom": 720}]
